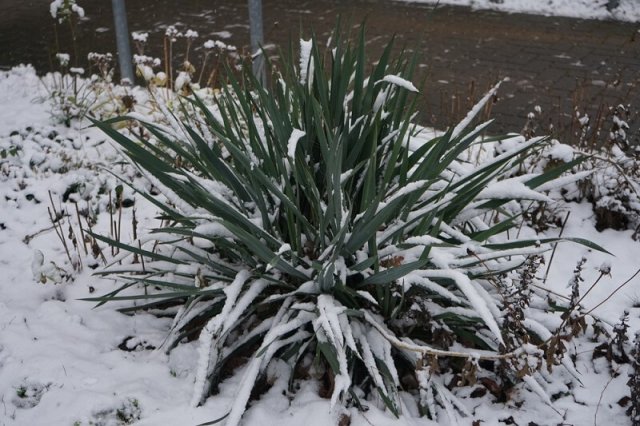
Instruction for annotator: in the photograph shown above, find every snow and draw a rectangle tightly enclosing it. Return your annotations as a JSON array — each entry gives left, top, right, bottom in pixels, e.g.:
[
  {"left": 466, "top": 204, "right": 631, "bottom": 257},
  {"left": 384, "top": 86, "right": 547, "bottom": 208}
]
[
  {"left": 380, "top": 74, "right": 419, "bottom": 93},
  {"left": 299, "top": 39, "right": 314, "bottom": 86},
  {"left": 402, "top": 0, "right": 640, "bottom": 22},
  {"left": 55, "top": 53, "right": 70, "bottom": 67},
  {"left": 174, "top": 71, "right": 191, "bottom": 91},
  {"left": 421, "top": 269, "right": 505, "bottom": 344},
  {"left": 212, "top": 31, "right": 232, "bottom": 39},
  {"left": 548, "top": 142, "right": 575, "bottom": 162},
  {"left": 50, "top": 0, "right": 85, "bottom": 21},
  {"left": 132, "top": 31, "right": 149, "bottom": 43},
  {"left": 451, "top": 80, "right": 502, "bottom": 140},
  {"left": 287, "top": 128, "right": 305, "bottom": 163},
  {"left": 1, "top": 62, "right": 639, "bottom": 426}
]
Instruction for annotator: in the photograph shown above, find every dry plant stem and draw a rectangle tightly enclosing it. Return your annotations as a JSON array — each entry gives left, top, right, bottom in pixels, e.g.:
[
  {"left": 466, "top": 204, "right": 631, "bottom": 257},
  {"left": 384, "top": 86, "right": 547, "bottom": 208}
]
[
  {"left": 132, "top": 209, "right": 139, "bottom": 264},
  {"left": 22, "top": 225, "right": 56, "bottom": 244},
  {"left": 47, "top": 191, "right": 73, "bottom": 266},
  {"left": 117, "top": 196, "right": 123, "bottom": 248},
  {"left": 530, "top": 282, "right": 571, "bottom": 301},
  {"left": 461, "top": 246, "right": 610, "bottom": 354},
  {"left": 164, "top": 37, "right": 170, "bottom": 89},
  {"left": 593, "top": 369, "right": 617, "bottom": 426},
  {"left": 515, "top": 201, "right": 533, "bottom": 239},
  {"left": 113, "top": 220, "right": 119, "bottom": 256},
  {"left": 537, "top": 268, "right": 635, "bottom": 350},
  {"left": 543, "top": 211, "right": 571, "bottom": 284},
  {"left": 197, "top": 52, "right": 210, "bottom": 86},
  {"left": 575, "top": 272, "right": 606, "bottom": 308},
  {"left": 586, "top": 267, "right": 640, "bottom": 315},
  {"left": 67, "top": 224, "right": 83, "bottom": 271},
  {"left": 74, "top": 202, "right": 88, "bottom": 255},
  {"left": 87, "top": 219, "right": 108, "bottom": 265},
  {"left": 67, "top": 17, "right": 79, "bottom": 67},
  {"left": 574, "top": 149, "right": 640, "bottom": 197},
  {"left": 537, "top": 272, "right": 607, "bottom": 349},
  {"left": 109, "top": 191, "right": 114, "bottom": 256},
  {"left": 185, "top": 40, "right": 192, "bottom": 64},
  {"left": 169, "top": 41, "right": 174, "bottom": 90},
  {"left": 206, "top": 66, "right": 219, "bottom": 88},
  {"left": 151, "top": 218, "right": 164, "bottom": 254},
  {"left": 52, "top": 23, "right": 60, "bottom": 59},
  {"left": 138, "top": 240, "right": 146, "bottom": 273}
]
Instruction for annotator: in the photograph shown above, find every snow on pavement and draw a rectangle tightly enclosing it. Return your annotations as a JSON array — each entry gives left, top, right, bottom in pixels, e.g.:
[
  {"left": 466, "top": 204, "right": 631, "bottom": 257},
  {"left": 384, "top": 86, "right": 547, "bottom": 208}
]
[{"left": 401, "top": 0, "right": 640, "bottom": 22}]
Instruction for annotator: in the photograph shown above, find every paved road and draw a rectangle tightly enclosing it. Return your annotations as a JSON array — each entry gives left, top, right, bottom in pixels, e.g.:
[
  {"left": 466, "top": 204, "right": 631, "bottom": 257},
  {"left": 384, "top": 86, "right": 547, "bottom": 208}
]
[{"left": 1, "top": 0, "right": 638, "bottom": 143}]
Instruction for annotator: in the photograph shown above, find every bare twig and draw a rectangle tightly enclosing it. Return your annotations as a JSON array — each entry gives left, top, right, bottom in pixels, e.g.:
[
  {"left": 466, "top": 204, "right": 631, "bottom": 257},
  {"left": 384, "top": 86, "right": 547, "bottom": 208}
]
[
  {"left": 586, "top": 267, "right": 640, "bottom": 315},
  {"left": 138, "top": 240, "right": 146, "bottom": 273},
  {"left": 48, "top": 191, "right": 73, "bottom": 266},
  {"left": 543, "top": 210, "right": 571, "bottom": 284},
  {"left": 74, "top": 202, "right": 88, "bottom": 255},
  {"left": 594, "top": 369, "right": 617, "bottom": 426},
  {"left": 23, "top": 225, "right": 56, "bottom": 244},
  {"left": 109, "top": 191, "right": 114, "bottom": 256}
]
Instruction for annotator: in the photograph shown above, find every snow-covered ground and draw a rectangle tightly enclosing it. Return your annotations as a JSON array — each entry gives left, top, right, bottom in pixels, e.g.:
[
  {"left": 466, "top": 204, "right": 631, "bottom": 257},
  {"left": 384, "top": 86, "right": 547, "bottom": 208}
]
[
  {"left": 0, "top": 66, "right": 639, "bottom": 426},
  {"left": 400, "top": 0, "right": 640, "bottom": 22}
]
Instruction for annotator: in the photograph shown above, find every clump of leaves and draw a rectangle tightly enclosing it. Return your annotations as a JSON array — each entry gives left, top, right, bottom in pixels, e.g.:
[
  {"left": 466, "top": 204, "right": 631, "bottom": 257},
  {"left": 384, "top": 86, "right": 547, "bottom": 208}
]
[{"left": 91, "top": 29, "right": 605, "bottom": 424}]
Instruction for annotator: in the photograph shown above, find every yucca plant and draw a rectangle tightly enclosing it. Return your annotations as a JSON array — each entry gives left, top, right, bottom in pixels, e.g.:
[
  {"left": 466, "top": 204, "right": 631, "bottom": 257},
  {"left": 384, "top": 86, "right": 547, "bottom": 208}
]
[{"left": 91, "top": 29, "right": 603, "bottom": 424}]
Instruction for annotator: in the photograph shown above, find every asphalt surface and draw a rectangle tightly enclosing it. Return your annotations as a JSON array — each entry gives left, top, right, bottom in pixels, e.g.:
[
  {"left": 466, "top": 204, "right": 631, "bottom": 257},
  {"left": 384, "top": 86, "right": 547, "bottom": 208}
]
[{"left": 1, "top": 0, "right": 638, "bottom": 142}]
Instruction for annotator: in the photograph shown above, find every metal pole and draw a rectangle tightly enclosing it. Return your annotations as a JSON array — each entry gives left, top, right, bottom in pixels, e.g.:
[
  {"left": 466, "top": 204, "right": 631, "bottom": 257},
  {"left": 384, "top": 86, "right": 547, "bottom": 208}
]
[
  {"left": 248, "top": 0, "right": 266, "bottom": 86},
  {"left": 111, "top": 0, "right": 134, "bottom": 84}
]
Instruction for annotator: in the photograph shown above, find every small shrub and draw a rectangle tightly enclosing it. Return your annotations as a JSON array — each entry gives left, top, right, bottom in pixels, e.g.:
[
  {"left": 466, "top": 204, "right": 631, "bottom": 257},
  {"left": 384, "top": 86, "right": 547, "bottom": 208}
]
[{"left": 92, "top": 30, "right": 605, "bottom": 424}]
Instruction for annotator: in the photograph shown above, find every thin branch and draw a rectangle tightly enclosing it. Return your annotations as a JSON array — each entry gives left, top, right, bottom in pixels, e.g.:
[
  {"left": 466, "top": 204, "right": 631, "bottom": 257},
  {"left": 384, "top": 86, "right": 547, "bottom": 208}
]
[
  {"left": 586, "top": 267, "right": 640, "bottom": 315},
  {"left": 543, "top": 210, "right": 570, "bottom": 284}
]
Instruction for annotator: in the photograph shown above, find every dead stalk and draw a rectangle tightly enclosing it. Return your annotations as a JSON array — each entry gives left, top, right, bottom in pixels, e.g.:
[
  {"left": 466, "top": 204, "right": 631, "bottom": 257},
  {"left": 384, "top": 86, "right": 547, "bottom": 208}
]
[
  {"left": 543, "top": 211, "right": 571, "bottom": 284},
  {"left": 108, "top": 191, "right": 114, "bottom": 256},
  {"left": 74, "top": 202, "right": 88, "bottom": 255},
  {"left": 132, "top": 208, "right": 139, "bottom": 264},
  {"left": 47, "top": 191, "right": 74, "bottom": 267},
  {"left": 138, "top": 240, "right": 146, "bottom": 273},
  {"left": 586, "top": 267, "right": 640, "bottom": 315}
]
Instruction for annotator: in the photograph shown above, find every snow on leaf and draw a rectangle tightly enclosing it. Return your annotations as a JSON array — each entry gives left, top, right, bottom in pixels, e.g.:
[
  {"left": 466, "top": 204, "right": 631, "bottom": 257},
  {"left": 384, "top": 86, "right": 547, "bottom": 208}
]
[
  {"left": 421, "top": 269, "right": 504, "bottom": 345},
  {"left": 451, "top": 80, "right": 503, "bottom": 140},
  {"left": 191, "top": 270, "right": 254, "bottom": 407},
  {"left": 287, "top": 129, "right": 305, "bottom": 162},
  {"left": 380, "top": 74, "right": 419, "bottom": 92},
  {"left": 477, "top": 178, "right": 551, "bottom": 202},
  {"left": 522, "top": 374, "right": 556, "bottom": 411},
  {"left": 535, "top": 170, "right": 593, "bottom": 192},
  {"left": 299, "top": 39, "right": 314, "bottom": 86},
  {"left": 403, "top": 273, "right": 463, "bottom": 304},
  {"left": 356, "top": 290, "right": 379, "bottom": 306}
]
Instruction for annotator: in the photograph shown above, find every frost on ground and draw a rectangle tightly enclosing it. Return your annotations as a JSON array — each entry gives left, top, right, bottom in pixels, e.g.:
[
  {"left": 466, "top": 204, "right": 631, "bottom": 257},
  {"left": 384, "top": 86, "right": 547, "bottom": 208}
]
[
  {"left": 402, "top": 0, "right": 640, "bottom": 22},
  {"left": 0, "top": 65, "right": 639, "bottom": 425}
]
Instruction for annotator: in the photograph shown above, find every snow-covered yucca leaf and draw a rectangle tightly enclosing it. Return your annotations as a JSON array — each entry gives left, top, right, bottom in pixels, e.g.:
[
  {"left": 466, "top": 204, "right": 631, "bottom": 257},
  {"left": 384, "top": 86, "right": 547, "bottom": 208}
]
[{"left": 92, "top": 28, "right": 604, "bottom": 425}]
